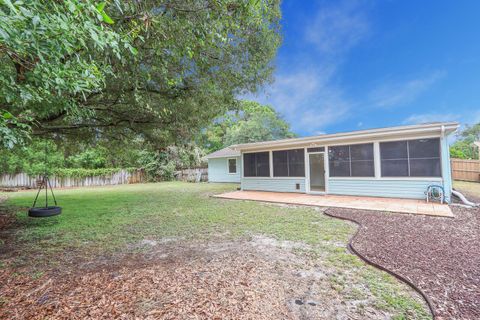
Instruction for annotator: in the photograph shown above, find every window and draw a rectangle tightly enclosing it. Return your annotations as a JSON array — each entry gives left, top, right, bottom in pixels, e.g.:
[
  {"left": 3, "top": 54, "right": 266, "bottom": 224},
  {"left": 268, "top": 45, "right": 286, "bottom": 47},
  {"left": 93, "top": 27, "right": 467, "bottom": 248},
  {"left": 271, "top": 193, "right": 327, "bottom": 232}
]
[
  {"left": 329, "top": 143, "right": 374, "bottom": 177},
  {"left": 273, "top": 149, "right": 305, "bottom": 177},
  {"left": 380, "top": 138, "right": 441, "bottom": 177},
  {"left": 228, "top": 158, "right": 237, "bottom": 174},
  {"left": 243, "top": 152, "right": 270, "bottom": 177},
  {"left": 380, "top": 141, "right": 408, "bottom": 176}
]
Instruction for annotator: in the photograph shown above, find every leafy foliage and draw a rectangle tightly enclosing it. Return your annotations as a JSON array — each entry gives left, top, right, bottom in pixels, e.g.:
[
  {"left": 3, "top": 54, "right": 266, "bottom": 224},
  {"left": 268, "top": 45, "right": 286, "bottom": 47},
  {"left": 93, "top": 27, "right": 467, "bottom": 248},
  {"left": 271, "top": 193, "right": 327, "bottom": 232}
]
[
  {"left": 450, "top": 123, "right": 480, "bottom": 159},
  {"left": 0, "top": 0, "right": 131, "bottom": 147},
  {"left": 0, "top": 140, "right": 64, "bottom": 176},
  {"left": 0, "top": 136, "right": 205, "bottom": 181},
  {"left": 65, "top": 148, "right": 108, "bottom": 169},
  {"left": 53, "top": 167, "right": 137, "bottom": 178},
  {"left": 137, "top": 144, "right": 205, "bottom": 181},
  {"left": 201, "top": 100, "right": 296, "bottom": 153},
  {"left": 0, "top": 110, "right": 31, "bottom": 148},
  {"left": 1, "top": 0, "right": 281, "bottom": 149}
]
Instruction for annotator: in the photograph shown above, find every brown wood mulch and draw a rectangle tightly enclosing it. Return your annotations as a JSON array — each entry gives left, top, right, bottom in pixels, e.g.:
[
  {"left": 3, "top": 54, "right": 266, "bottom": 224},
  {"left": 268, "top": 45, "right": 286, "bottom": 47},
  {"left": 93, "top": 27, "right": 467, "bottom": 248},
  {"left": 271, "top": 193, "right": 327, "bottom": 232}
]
[
  {"left": 0, "top": 250, "right": 293, "bottom": 320},
  {"left": 325, "top": 204, "right": 480, "bottom": 320}
]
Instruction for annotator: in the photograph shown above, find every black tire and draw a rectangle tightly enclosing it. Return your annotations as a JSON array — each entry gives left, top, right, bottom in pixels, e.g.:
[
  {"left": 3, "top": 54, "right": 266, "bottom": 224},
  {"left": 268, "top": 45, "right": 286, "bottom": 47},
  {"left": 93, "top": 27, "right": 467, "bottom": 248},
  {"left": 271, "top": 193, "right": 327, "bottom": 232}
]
[{"left": 28, "top": 206, "right": 62, "bottom": 218}]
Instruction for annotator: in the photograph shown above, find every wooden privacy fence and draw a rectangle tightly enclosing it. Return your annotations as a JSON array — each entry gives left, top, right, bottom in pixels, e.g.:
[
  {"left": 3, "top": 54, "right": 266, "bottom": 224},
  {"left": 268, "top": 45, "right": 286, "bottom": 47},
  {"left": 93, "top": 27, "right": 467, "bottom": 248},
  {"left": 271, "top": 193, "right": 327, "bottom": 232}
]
[
  {"left": 0, "top": 169, "right": 145, "bottom": 189},
  {"left": 451, "top": 159, "right": 480, "bottom": 182},
  {"left": 175, "top": 167, "right": 208, "bottom": 182}
]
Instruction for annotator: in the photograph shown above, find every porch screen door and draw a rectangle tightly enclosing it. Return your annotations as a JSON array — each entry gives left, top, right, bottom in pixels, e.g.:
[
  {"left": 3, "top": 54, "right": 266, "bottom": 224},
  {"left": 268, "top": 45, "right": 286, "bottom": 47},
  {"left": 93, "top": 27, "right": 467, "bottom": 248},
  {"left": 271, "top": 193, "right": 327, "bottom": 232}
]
[{"left": 309, "top": 153, "right": 325, "bottom": 192}]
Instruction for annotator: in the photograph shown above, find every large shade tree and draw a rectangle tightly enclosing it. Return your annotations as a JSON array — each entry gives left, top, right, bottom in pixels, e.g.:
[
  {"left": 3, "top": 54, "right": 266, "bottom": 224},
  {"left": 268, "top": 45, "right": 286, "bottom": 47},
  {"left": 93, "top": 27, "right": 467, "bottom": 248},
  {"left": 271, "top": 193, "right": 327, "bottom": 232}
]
[
  {"left": 450, "top": 122, "right": 480, "bottom": 159},
  {"left": 0, "top": 0, "right": 281, "bottom": 149},
  {"left": 0, "top": 0, "right": 130, "bottom": 147},
  {"left": 201, "top": 100, "right": 296, "bottom": 153}
]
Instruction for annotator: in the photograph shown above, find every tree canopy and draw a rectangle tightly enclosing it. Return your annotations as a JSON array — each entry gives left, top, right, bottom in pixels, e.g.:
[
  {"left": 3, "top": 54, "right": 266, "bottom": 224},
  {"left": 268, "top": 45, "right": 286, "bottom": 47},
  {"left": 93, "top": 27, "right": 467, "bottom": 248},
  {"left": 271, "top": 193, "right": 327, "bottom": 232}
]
[
  {"left": 450, "top": 123, "right": 480, "bottom": 159},
  {"left": 0, "top": 0, "right": 281, "bottom": 148},
  {"left": 201, "top": 100, "right": 296, "bottom": 153},
  {"left": 0, "top": 0, "right": 135, "bottom": 147}
]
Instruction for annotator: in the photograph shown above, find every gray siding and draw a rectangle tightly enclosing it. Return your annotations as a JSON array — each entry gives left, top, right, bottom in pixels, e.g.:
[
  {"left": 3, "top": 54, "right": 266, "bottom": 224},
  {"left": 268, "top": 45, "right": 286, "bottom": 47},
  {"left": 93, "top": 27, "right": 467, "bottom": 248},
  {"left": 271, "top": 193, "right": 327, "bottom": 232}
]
[
  {"left": 328, "top": 179, "right": 442, "bottom": 200},
  {"left": 208, "top": 157, "right": 241, "bottom": 183},
  {"left": 242, "top": 178, "right": 305, "bottom": 193}
]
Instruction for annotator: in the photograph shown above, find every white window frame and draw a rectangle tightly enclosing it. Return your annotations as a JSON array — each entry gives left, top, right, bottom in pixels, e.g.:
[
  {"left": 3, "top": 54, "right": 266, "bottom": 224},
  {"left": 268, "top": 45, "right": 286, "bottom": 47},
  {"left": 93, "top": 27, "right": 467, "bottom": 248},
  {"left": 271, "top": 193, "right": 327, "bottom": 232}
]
[
  {"left": 328, "top": 143, "right": 375, "bottom": 178},
  {"left": 227, "top": 158, "right": 237, "bottom": 174},
  {"left": 272, "top": 148, "right": 306, "bottom": 178},
  {"left": 327, "top": 134, "right": 443, "bottom": 181},
  {"left": 242, "top": 147, "right": 305, "bottom": 179},
  {"left": 240, "top": 133, "right": 444, "bottom": 186},
  {"left": 242, "top": 151, "right": 271, "bottom": 178},
  {"left": 379, "top": 138, "right": 442, "bottom": 178}
]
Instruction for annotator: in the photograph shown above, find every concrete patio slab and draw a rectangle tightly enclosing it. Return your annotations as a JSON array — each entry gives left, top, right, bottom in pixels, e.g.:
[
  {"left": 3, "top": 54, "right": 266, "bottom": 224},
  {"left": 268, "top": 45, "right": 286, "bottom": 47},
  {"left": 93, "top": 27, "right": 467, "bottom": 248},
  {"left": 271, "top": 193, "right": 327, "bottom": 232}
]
[{"left": 214, "top": 191, "right": 453, "bottom": 217}]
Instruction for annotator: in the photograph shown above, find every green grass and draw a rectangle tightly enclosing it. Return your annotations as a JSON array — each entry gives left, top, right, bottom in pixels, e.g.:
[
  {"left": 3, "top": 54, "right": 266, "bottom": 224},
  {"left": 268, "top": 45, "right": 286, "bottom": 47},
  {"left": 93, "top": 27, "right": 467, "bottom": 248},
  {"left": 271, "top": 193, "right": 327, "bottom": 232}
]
[
  {"left": 3, "top": 182, "right": 353, "bottom": 252},
  {"left": 1, "top": 182, "right": 431, "bottom": 319},
  {"left": 454, "top": 180, "right": 480, "bottom": 198}
]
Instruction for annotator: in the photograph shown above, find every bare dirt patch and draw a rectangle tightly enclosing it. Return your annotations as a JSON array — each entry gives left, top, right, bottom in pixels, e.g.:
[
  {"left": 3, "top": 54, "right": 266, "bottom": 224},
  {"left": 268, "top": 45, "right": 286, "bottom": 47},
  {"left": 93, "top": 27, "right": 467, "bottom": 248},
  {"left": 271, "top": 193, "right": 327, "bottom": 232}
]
[
  {"left": 325, "top": 205, "right": 480, "bottom": 320},
  {"left": 0, "top": 235, "right": 416, "bottom": 319}
]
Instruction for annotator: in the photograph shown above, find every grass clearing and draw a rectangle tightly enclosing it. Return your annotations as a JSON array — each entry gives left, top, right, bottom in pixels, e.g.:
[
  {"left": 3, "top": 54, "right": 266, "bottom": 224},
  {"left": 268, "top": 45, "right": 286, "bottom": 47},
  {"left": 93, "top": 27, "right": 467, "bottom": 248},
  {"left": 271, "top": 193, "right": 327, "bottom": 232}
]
[
  {"left": 454, "top": 180, "right": 480, "bottom": 198},
  {"left": 0, "top": 182, "right": 430, "bottom": 319}
]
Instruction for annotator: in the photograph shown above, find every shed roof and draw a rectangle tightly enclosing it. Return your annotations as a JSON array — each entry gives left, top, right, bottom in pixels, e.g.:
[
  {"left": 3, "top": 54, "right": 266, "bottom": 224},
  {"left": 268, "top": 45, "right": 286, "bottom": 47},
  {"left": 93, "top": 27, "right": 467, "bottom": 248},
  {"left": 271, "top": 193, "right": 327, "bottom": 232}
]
[{"left": 205, "top": 147, "right": 240, "bottom": 159}]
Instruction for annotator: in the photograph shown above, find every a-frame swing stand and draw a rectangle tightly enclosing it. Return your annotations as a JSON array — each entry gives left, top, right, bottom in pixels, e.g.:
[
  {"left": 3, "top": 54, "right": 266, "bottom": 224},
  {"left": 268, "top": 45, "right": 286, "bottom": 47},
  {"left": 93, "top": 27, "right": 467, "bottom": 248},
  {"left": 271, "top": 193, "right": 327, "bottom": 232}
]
[{"left": 28, "top": 175, "right": 62, "bottom": 218}]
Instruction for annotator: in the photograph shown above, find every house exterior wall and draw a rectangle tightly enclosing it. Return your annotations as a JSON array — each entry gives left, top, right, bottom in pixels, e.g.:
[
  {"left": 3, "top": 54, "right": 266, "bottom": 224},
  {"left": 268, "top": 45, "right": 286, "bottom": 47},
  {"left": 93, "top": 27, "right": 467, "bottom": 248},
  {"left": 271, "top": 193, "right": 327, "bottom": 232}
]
[
  {"left": 207, "top": 157, "right": 241, "bottom": 183},
  {"left": 238, "top": 134, "right": 454, "bottom": 202},
  {"left": 327, "top": 179, "right": 443, "bottom": 199},
  {"left": 241, "top": 178, "right": 305, "bottom": 193}
]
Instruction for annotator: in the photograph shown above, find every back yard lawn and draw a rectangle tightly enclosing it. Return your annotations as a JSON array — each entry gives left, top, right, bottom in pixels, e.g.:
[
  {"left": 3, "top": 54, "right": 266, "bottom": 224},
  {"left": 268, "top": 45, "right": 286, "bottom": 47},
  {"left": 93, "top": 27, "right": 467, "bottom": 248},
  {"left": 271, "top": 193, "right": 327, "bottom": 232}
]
[
  {"left": 0, "top": 182, "right": 430, "bottom": 319},
  {"left": 454, "top": 180, "right": 480, "bottom": 200}
]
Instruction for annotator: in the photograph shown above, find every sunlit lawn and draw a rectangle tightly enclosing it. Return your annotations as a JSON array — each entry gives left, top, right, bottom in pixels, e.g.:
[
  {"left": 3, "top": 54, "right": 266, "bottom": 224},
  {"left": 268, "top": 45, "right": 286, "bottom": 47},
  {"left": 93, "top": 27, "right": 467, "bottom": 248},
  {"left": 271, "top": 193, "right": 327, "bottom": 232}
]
[{"left": 1, "top": 182, "right": 430, "bottom": 319}]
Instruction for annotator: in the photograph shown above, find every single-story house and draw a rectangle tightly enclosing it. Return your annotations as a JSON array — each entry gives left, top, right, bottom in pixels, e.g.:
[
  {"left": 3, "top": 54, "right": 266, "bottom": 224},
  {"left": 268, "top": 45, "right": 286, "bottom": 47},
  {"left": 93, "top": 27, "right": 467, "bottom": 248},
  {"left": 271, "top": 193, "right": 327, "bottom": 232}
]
[
  {"left": 205, "top": 147, "right": 241, "bottom": 183},
  {"left": 206, "top": 122, "right": 459, "bottom": 203}
]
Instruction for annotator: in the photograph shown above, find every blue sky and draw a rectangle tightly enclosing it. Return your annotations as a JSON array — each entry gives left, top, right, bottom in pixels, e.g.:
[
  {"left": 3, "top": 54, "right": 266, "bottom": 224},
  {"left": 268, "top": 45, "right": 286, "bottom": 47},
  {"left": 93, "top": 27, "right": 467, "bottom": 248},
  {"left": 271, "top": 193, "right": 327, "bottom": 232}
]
[{"left": 249, "top": 0, "right": 480, "bottom": 136}]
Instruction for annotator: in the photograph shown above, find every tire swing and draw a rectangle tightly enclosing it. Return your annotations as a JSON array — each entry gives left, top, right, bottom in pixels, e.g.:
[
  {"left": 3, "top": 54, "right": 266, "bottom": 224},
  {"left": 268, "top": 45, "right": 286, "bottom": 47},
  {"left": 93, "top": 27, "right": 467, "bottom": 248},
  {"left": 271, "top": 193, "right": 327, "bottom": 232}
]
[{"left": 28, "top": 143, "right": 62, "bottom": 218}]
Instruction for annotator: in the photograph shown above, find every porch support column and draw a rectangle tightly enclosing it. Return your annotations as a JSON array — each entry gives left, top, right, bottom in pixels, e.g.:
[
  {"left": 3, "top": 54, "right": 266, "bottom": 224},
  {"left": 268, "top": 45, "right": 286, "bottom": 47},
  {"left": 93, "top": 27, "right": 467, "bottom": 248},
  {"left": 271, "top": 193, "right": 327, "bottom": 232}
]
[
  {"left": 374, "top": 142, "right": 381, "bottom": 179},
  {"left": 441, "top": 133, "right": 452, "bottom": 203}
]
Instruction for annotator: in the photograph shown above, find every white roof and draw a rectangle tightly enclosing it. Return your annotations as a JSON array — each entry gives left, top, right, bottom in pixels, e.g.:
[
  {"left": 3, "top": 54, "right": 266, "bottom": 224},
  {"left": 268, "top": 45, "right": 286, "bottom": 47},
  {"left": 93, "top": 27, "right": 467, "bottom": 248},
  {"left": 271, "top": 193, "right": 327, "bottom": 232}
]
[
  {"left": 230, "top": 122, "right": 459, "bottom": 151},
  {"left": 205, "top": 147, "right": 240, "bottom": 159}
]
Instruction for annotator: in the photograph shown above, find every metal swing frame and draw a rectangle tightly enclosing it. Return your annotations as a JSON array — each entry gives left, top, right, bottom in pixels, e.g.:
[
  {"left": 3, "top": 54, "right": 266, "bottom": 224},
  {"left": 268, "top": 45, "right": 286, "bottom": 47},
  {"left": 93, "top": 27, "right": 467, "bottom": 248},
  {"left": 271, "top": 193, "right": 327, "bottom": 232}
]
[
  {"left": 31, "top": 175, "right": 58, "bottom": 208},
  {"left": 28, "top": 141, "right": 61, "bottom": 217}
]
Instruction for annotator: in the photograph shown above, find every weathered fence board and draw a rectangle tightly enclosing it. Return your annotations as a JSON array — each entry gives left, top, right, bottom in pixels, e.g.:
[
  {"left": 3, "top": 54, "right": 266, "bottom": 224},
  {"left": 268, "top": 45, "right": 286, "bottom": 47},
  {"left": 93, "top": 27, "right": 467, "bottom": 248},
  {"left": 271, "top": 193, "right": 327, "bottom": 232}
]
[
  {"left": 0, "top": 170, "right": 145, "bottom": 189},
  {"left": 451, "top": 159, "right": 480, "bottom": 182},
  {"left": 175, "top": 167, "right": 208, "bottom": 182}
]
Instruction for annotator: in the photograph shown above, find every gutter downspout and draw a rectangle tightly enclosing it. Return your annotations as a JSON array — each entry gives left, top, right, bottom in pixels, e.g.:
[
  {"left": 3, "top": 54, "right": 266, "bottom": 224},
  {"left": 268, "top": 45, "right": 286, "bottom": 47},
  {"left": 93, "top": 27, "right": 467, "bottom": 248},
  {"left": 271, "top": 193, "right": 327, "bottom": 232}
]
[{"left": 441, "top": 126, "right": 478, "bottom": 207}]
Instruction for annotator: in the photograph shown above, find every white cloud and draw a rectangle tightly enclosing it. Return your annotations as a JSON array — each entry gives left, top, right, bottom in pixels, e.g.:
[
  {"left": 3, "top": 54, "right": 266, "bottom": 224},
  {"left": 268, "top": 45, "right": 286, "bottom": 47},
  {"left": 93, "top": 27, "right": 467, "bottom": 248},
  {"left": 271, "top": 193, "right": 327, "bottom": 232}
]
[
  {"left": 249, "top": 68, "right": 351, "bottom": 134},
  {"left": 370, "top": 71, "right": 446, "bottom": 108},
  {"left": 305, "top": 0, "right": 370, "bottom": 54},
  {"left": 247, "top": 0, "right": 371, "bottom": 135},
  {"left": 402, "top": 113, "right": 459, "bottom": 125}
]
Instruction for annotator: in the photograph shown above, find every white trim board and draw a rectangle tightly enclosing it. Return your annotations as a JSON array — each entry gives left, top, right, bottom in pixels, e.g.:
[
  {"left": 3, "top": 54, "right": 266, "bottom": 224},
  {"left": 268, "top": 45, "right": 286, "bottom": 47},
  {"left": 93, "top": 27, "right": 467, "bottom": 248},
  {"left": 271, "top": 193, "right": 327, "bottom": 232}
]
[{"left": 231, "top": 122, "right": 459, "bottom": 152}]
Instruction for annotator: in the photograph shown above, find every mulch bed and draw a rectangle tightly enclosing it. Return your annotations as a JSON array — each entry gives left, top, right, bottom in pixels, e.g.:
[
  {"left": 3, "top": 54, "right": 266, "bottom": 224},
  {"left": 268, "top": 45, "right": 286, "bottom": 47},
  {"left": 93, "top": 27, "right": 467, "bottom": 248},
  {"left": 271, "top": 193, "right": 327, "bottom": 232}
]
[
  {"left": 325, "top": 204, "right": 480, "bottom": 320},
  {"left": 0, "top": 249, "right": 293, "bottom": 319}
]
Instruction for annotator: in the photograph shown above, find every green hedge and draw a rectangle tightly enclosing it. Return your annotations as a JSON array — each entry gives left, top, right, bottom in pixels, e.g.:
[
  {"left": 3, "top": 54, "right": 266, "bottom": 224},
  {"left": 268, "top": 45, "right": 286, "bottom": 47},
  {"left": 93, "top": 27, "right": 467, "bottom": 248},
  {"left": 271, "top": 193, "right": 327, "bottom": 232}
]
[{"left": 52, "top": 168, "right": 139, "bottom": 178}]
